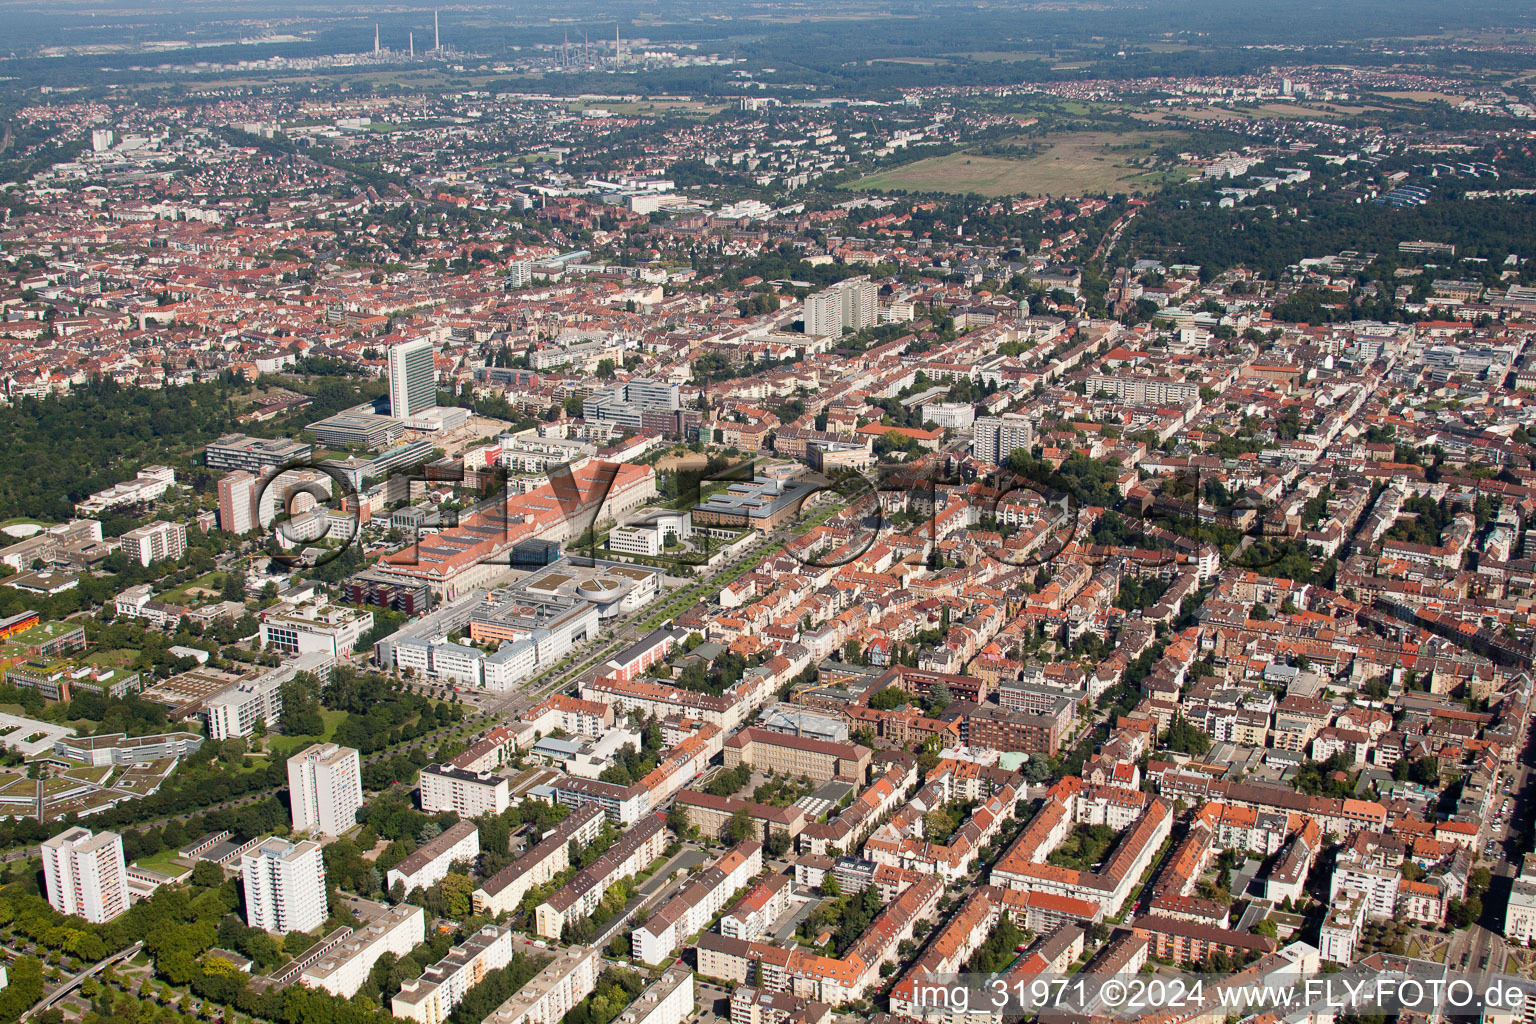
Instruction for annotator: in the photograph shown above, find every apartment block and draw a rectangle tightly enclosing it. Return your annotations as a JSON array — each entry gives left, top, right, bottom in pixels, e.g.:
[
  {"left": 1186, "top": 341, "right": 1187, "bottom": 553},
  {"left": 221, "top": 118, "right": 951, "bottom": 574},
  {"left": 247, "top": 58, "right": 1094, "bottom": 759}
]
[
  {"left": 614, "top": 968, "right": 694, "bottom": 1024},
  {"left": 301, "top": 900, "right": 425, "bottom": 998},
  {"left": 634, "top": 843, "right": 762, "bottom": 964},
  {"left": 392, "top": 923, "right": 515, "bottom": 1024},
  {"left": 803, "top": 278, "right": 876, "bottom": 338},
  {"left": 719, "top": 873, "right": 792, "bottom": 943},
  {"left": 971, "top": 413, "right": 1036, "bottom": 465},
  {"left": 387, "top": 820, "right": 480, "bottom": 895},
  {"left": 287, "top": 743, "right": 364, "bottom": 837},
  {"left": 419, "top": 764, "right": 509, "bottom": 817},
  {"left": 242, "top": 837, "right": 328, "bottom": 935},
  {"left": 535, "top": 813, "right": 667, "bottom": 938},
  {"left": 483, "top": 945, "right": 600, "bottom": 1024},
  {"left": 473, "top": 805, "right": 605, "bottom": 916},
  {"left": 119, "top": 520, "right": 187, "bottom": 567},
  {"left": 218, "top": 470, "right": 259, "bottom": 535},
  {"left": 42, "top": 827, "right": 129, "bottom": 923}
]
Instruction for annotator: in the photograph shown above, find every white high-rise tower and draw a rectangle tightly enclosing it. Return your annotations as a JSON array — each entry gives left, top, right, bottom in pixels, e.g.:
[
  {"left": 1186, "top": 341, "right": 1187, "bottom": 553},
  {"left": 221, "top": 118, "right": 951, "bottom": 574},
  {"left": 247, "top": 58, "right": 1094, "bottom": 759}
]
[
  {"left": 287, "top": 743, "right": 363, "bottom": 837},
  {"left": 373, "top": 24, "right": 380, "bottom": 54},
  {"left": 387, "top": 337, "right": 436, "bottom": 418},
  {"left": 242, "top": 837, "right": 328, "bottom": 934},
  {"left": 434, "top": 9, "right": 440, "bottom": 51},
  {"left": 42, "top": 827, "right": 129, "bottom": 923}
]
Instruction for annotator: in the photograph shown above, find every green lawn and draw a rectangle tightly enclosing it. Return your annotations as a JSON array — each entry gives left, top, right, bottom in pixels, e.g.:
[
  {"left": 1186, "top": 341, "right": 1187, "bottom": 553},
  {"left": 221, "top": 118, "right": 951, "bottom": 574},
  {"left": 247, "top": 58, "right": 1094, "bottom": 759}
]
[
  {"left": 132, "top": 846, "right": 190, "bottom": 875},
  {"left": 267, "top": 709, "right": 349, "bottom": 756},
  {"left": 84, "top": 648, "right": 140, "bottom": 669},
  {"left": 158, "top": 571, "right": 230, "bottom": 607}
]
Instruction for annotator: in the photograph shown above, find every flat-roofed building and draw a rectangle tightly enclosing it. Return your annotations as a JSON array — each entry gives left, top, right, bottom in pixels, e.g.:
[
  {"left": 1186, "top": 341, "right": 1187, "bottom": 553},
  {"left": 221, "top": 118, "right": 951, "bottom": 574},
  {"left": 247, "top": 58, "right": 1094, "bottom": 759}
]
[
  {"left": 42, "top": 827, "right": 129, "bottom": 923},
  {"left": 692, "top": 476, "right": 818, "bottom": 534},
  {"left": 419, "top": 764, "right": 509, "bottom": 817},
  {"left": 615, "top": 968, "right": 694, "bottom": 1024},
  {"left": 301, "top": 900, "right": 424, "bottom": 998},
  {"left": 483, "top": 945, "right": 599, "bottom": 1024},
  {"left": 307, "top": 410, "right": 405, "bottom": 450},
  {"left": 287, "top": 743, "right": 364, "bottom": 837},
  {"left": 242, "top": 837, "right": 327, "bottom": 935},
  {"left": 205, "top": 434, "right": 314, "bottom": 474},
  {"left": 52, "top": 731, "right": 202, "bottom": 766},
  {"left": 260, "top": 602, "right": 373, "bottom": 658},
  {"left": 392, "top": 923, "right": 514, "bottom": 1024}
]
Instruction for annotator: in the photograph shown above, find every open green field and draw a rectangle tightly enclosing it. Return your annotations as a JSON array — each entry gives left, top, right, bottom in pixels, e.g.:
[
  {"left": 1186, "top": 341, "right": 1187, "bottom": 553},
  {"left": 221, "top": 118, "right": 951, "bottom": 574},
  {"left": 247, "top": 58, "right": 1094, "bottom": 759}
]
[
  {"left": 267, "top": 709, "right": 349, "bottom": 757},
  {"left": 853, "top": 131, "right": 1185, "bottom": 197},
  {"left": 132, "top": 846, "right": 190, "bottom": 875},
  {"left": 158, "top": 571, "right": 229, "bottom": 607},
  {"left": 85, "top": 648, "right": 142, "bottom": 669}
]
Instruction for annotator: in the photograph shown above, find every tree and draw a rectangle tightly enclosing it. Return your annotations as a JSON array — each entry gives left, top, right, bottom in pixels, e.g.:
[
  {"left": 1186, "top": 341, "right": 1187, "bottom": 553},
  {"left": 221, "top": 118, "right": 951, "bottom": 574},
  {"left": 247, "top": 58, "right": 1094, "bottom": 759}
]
[
  {"left": 190, "top": 861, "right": 224, "bottom": 888},
  {"left": 868, "top": 686, "right": 910, "bottom": 711},
  {"left": 926, "top": 682, "right": 953, "bottom": 716},
  {"left": 765, "top": 831, "right": 792, "bottom": 858},
  {"left": 726, "top": 809, "right": 757, "bottom": 844},
  {"left": 666, "top": 802, "right": 691, "bottom": 835},
  {"left": 440, "top": 873, "right": 475, "bottom": 919}
]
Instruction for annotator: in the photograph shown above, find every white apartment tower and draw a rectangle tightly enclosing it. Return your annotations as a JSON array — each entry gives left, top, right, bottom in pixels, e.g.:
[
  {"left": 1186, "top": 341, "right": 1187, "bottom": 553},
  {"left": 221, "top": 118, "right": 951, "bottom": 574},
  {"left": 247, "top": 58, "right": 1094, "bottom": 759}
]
[
  {"left": 41, "top": 827, "right": 129, "bottom": 923},
  {"left": 287, "top": 743, "right": 364, "bottom": 836},
  {"left": 972, "top": 414, "right": 1037, "bottom": 466},
  {"left": 242, "top": 837, "right": 329, "bottom": 934},
  {"left": 119, "top": 520, "right": 188, "bottom": 567},
  {"left": 388, "top": 338, "right": 437, "bottom": 419},
  {"left": 804, "top": 278, "right": 877, "bottom": 338}
]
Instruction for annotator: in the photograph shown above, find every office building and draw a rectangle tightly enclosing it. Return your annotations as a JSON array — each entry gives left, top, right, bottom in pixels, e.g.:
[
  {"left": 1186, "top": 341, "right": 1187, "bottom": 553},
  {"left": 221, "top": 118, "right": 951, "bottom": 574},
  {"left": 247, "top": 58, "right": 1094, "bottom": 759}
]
[
  {"left": 389, "top": 338, "right": 437, "bottom": 419},
  {"left": 692, "top": 475, "right": 819, "bottom": 533},
  {"left": 119, "top": 521, "right": 187, "bottom": 567},
  {"left": 582, "top": 379, "right": 681, "bottom": 429},
  {"left": 971, "top": 414, "right": 1036, "bottom": 466},
  {"left": 803, "top": 278, "right": 877, "bottom": 338},
  {"left": 242, "top": 837, "right": 328, "bottom": 934},
  {"left": 205, "top": 434, "right": 313, "bottom": 474},
  {"left": 723, "top": 727, "right": 871, "bottom": 784},
  {"left": 217, "top": 471, "right": 259, "bottom": 535},
  {"left": 307, "top": 410, "right": 405, "bottom": 450},
  {"left": 287, "top": 743, "right": 364, "bottom": 837},
  {"left": 919, "top": 401, "right": 976, "bottom": 431},
  {"left": 260, "top": 602, "right": 373, "bottom": 658},
  {"left": 41, "top": 827, "right": 129, "bottom": 923},
  {"left": 53, "top": 730, "right": 203, "bottom": 766}
]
